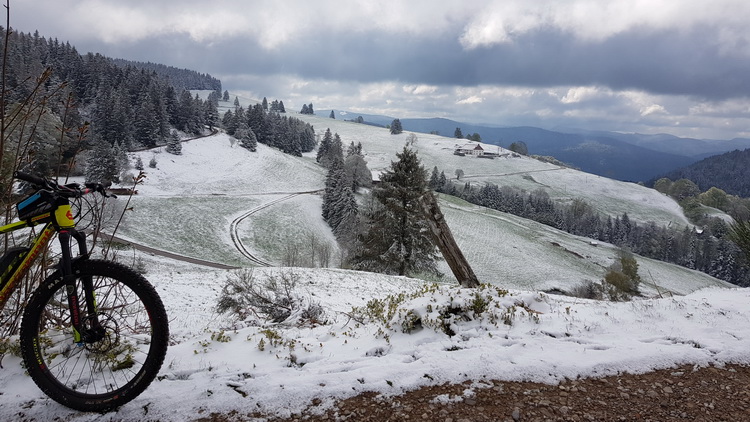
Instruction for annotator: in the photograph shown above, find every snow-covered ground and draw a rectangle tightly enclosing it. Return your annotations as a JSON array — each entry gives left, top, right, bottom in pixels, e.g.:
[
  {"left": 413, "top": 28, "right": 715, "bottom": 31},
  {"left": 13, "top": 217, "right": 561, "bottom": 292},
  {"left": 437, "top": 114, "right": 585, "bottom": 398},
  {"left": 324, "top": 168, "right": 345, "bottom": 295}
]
[
  {"left": 0, "top": 108, "right": 745, "bottom": 420},
  {"left": 1, "top": 254, "right": 748, "bottom": 421},
  {"left": 114, "top": 129, "right": 728, "bottom": 295}
]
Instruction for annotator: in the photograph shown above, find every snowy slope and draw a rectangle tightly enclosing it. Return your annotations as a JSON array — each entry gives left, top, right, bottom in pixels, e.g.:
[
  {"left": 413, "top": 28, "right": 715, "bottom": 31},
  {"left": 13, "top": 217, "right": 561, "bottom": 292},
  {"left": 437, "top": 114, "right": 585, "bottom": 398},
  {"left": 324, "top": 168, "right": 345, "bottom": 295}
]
[
  {"left": 0, "top": 255, "right": 748, "bottom": 421},
  {"left": 0, "top": 105, "right": 746, "bottom": 421},
  {"left": 292, "top": 113, "right": 691, "bottom": 227},
  {"left": 114, "top": 127, "right": 728, "bottom": 296}
]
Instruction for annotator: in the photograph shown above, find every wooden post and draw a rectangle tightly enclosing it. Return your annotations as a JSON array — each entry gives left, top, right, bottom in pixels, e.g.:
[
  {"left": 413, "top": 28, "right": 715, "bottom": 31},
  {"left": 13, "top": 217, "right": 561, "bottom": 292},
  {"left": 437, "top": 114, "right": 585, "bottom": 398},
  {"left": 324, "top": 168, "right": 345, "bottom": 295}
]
[{"left": 420, "top": 191, "right": 480, "bottom": 288}]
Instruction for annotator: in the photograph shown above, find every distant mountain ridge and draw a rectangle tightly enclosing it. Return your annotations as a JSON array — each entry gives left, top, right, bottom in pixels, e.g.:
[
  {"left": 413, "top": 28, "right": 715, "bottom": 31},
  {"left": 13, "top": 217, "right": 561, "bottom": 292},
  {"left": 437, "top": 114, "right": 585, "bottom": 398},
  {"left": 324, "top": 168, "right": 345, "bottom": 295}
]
[
  {"left": 657, "top": 148, "right": 750, "bottom": 197},
  {"left": 321, "top": 111, "right": 750, "bottom": 183}
]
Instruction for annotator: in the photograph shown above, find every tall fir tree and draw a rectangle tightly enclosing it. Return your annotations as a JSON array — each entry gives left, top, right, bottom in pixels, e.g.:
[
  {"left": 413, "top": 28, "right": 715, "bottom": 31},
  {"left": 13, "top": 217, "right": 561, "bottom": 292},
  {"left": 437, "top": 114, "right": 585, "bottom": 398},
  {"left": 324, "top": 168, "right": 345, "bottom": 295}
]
[
  {"left": 351, "top": 147, "right": 439, "bottom": 276},
  {"left": 166, "top": 130, "right": 182, "bottom": 155},
  {"left": 235, "top": 120, "right": 258, "bottom": 152},
  {"left": 322, "top": 151, "right": 345, "bottom": 223},
  {"left": 316, "top": 128, "right": 333, "bottom": 165}
]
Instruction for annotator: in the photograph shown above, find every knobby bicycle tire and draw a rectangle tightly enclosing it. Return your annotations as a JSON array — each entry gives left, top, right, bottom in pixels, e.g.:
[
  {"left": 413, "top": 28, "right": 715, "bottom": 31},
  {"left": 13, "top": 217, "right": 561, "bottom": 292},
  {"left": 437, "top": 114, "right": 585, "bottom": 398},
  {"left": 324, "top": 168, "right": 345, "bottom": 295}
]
[{"left": 19, "top": 259, "right": 169, "bottom": 412}]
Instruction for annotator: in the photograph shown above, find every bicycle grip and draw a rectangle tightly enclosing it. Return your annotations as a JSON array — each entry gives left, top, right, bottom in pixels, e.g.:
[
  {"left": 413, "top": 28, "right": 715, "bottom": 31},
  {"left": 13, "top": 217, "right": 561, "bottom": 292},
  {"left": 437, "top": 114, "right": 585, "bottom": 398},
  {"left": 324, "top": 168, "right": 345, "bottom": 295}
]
[{"left": 14, "top": 171, "right": 47, "bottom": 187}]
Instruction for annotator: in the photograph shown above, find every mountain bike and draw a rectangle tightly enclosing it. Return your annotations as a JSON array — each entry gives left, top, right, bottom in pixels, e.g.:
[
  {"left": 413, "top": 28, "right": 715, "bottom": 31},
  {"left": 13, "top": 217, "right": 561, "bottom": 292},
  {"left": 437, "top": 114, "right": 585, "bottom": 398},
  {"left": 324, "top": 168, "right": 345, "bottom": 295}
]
[{"left": 0, "top": 171, "right": 169, "bottom": 412}]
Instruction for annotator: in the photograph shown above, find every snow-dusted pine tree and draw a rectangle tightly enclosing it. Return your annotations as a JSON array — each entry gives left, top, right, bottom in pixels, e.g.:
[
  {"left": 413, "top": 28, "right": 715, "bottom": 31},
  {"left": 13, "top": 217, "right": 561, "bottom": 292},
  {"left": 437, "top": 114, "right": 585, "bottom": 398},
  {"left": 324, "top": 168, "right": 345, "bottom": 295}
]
[
  {"left": 350, "top": 146, "right": 439, "bottom": 277},
  {"left": 166, "top": 130, "right": 182, "bottom": 155}
]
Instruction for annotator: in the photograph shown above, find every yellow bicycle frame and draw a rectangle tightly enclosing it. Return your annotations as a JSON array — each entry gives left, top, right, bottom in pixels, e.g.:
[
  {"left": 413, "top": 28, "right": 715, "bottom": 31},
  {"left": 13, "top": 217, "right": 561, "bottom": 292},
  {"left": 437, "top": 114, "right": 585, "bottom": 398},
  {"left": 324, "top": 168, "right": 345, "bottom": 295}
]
[{"left": 0, "top": 203, "right": 76, "bottom": 309}]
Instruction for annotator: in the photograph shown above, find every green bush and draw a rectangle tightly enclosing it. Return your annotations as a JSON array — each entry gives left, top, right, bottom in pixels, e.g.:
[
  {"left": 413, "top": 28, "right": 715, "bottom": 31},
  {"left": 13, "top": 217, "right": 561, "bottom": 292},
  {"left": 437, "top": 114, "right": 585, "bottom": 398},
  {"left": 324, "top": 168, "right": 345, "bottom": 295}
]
[
  {"left": 603, "top": 250, "right": 642, "bottom": 300},
  {"left": 349, "top": 284, "right": 538, "bottom": 338}
]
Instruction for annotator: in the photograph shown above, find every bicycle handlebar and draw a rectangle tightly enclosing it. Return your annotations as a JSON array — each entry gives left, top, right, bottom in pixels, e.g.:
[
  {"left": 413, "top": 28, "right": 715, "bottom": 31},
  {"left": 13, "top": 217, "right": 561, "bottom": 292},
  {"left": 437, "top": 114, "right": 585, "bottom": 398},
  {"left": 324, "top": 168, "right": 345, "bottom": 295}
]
[
  {"left": 14, "top": 171, "right": 50, "bottom": 188},
  {"left": 13, "top": 171, "right": 116, "bottom": 199}
]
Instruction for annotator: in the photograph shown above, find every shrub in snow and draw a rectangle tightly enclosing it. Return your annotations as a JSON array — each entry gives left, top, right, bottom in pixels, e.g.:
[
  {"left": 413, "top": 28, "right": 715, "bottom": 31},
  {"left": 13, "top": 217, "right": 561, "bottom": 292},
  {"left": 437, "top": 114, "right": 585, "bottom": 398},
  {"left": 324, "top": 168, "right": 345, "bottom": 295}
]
[
  {"left": 216, "top": 269, "right": 326, "bottom": 326},
  {"left": 569, "top": 280, "right": 604, "bottom": 300},
  {"left": 603, "top": 250, "right": 642, "bottom": 301},
  {"left": 350, "top": 284, "right": 546, "bottom": 338}
]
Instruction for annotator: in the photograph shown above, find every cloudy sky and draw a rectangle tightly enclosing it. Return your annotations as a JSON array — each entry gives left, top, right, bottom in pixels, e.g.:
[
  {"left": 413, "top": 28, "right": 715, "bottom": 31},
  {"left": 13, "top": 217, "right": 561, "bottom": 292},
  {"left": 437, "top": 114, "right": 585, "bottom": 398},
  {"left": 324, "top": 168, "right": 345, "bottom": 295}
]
[{"left": 12, "top": 0, "right": 750, "bottom": 139}]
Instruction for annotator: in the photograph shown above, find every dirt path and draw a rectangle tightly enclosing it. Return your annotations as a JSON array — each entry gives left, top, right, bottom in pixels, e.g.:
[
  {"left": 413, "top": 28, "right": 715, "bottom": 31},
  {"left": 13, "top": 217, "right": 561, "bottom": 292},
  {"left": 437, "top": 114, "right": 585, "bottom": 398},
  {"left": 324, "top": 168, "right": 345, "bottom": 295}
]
[
  {"left": 198, "top": 363, "right": 750, "bottom": 422},
  {"left": 103, "top": 233, "right": 240, "bottom": 269}
]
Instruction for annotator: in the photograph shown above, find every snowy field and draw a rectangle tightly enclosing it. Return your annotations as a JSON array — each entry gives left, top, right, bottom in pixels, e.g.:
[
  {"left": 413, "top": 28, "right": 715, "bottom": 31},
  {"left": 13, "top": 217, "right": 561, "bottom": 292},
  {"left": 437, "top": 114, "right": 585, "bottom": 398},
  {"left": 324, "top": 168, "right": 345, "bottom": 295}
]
[
  {"left": 0, "top": 254, "right": 748, "bottom": 421},
  {"left": 292, "top": 112, "right": 691, "bottom": 227},
  {"left": 115, "top": 129, "right": 729, "bottom": 296},
  {"left": 0, "top": 105, "right": 745, "bottom": 420}
]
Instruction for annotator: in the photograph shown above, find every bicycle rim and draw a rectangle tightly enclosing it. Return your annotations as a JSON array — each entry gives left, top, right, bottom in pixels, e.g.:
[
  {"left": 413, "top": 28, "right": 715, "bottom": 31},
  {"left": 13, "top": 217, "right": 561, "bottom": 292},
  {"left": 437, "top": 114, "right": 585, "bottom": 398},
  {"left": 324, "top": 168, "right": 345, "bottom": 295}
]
[{"left": 21, "top": 260, "right": 168, "bottom": 411}]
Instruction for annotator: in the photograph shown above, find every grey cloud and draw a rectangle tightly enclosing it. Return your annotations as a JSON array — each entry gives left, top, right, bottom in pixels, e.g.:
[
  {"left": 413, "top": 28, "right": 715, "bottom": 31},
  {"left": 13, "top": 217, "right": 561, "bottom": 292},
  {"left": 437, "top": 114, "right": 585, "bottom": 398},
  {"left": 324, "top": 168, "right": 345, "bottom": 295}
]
[{"left": 135, "top": 26, "right": 750, "bottom": 102}]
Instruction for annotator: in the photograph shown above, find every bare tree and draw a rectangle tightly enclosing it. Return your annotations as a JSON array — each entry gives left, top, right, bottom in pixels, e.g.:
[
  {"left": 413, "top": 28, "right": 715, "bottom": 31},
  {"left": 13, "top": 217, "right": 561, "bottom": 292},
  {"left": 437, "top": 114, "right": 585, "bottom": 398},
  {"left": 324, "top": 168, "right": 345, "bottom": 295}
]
[
  {"left": 282, "top": 242, "right": 300, "bottom": 267},
  {"left": 307, "top": 232, "right": 319, "bottom": 268},
  {"left": 317, "top": 243, "right": 332, "bottom": 268}
]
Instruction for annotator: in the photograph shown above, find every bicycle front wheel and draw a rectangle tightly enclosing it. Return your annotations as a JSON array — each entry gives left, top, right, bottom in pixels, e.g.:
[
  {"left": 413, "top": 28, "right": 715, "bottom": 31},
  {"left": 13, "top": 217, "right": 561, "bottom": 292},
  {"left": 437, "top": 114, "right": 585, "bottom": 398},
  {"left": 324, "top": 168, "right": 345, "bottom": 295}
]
[{"left": 20, "top": 259, "right": 169, "bottom": 412}]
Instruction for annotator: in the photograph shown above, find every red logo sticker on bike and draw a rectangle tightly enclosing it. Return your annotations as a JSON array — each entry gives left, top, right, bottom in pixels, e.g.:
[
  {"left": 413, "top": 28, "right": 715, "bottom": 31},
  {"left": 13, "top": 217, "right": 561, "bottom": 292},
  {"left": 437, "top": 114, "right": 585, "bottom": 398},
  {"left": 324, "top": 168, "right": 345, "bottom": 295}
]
[{"left": 66, "top": 210, "right": 73, "bottom": 220}]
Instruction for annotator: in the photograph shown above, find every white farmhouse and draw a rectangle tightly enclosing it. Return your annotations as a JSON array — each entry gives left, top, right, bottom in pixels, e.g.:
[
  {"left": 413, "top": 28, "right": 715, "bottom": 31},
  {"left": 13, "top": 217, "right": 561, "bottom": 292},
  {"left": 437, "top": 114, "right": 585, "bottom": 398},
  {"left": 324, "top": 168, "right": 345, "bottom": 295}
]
[{"left": 453, "top": 143, "right": 485, "bottom": 156}]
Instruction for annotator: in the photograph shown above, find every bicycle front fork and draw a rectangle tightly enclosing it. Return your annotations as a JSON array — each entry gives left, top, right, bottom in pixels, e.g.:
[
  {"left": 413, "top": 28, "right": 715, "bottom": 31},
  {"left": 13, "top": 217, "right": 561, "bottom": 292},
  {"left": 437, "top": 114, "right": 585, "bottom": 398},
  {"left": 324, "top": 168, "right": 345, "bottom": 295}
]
[{"left": 58, "top": 229, "right": 103, "bottom": 344}]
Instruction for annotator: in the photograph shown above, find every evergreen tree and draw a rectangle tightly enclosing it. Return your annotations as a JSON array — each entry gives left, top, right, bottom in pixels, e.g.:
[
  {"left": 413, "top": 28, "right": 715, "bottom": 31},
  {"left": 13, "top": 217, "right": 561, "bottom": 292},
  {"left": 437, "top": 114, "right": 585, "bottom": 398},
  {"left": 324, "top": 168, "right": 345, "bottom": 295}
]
[
  {"left": 316, "top": 128, "right": 333, "bottom": 165},
  {"left": 223, "top": 90, "right": 230, "bottom": 101},
  {"left": 222, "top": 109, "right": 235, "bottom": 134},
  {"left": 204, "top": 96, "right": 219, "bottom": 129},
  {"left": 454, "top": 127, "right": 463, "bottom": 138},
  {"left": 728, "top": 219, "right": 750, "bottom": 264},
  {"left": 234, "top": 116, "right": 258, "bottom": 152},
  {"left": 135, "top": 156, "right": 144, "bottom": 171},
  {"left": 262, "top": 97, "right": 268, "bottom": 111},
  {"left": 299, "top": 124, "right": 317, "bottom": 152},
  {"left": 329, "top": 110, "right": 336, "bottom": 119},
  {"left": 390, "top": 118, "right": 403, "bottom": 135},
  {"left": 351, "top": 147, "right": 439, "bottom": 276},
  {"left": 247, "top": 103, "right": 264, "bottom": 135},
  {"left": 85, "top": 142, "right": 119, "bottom": 184},
  {"left": 133, "top": 91, "right": 158, "bottom": 147},
  {"left": 322, "top": 152, "right": 345, "bottom": 223},
  {"left": 301, "top": 104, "right": 309, "bottom": 114},
  {"left": 438, "top": 171, "right": 447, "bottom": 192},
  {"left": 346, "top": 141, "right": 362, "bottom": 156},
  {"left": 428, "top": 166, "right": 440, "bottom": 190},
  {"left": 166, "top": 130, "right": 182, "bottom": 155},
  {"left": 225, "top": 107, "right": 241, "bottom": 135},
  {"left": 332, "top": 186, "right": 360, "bottom": 251}
]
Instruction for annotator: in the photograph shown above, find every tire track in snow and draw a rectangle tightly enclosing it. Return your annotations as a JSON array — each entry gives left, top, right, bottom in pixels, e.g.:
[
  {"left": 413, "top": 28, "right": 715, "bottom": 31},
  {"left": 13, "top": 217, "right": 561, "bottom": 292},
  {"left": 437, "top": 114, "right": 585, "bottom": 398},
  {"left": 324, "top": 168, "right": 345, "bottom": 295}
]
[
  {"left": 229, "top": 190, "right": 323, "bottom": 266},
  {"left": 458, "top": 167, "right": 565, "bottom": 180}
]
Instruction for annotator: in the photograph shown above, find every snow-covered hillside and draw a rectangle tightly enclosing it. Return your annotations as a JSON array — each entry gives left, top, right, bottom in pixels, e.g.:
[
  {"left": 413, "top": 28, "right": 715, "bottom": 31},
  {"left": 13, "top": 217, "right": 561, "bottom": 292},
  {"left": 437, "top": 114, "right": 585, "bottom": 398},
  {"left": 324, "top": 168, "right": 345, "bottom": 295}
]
[
  {"left": 116, "top": 122, "right": 728, "bottom": 295},
  {"left": 292, "top": 112, "right": 691, "bottom": 228},
  {"left": 0, "top": 105, "right": 746, "bottom": 421},
  {"left": 1, "top": 255, "right": 748, "bottom": 421}
]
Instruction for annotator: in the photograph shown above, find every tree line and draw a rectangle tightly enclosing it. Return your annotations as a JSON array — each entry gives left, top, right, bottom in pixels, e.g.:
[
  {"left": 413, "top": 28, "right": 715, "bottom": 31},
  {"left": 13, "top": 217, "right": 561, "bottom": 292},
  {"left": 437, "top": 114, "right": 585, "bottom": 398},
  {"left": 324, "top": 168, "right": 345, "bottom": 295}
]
[
  {"left": 429, "top": 167, "right": 750, "bottom": 287},
  {"left": 2, "top": 27, "right": 219, "bottom": 183},
  {"left": 657, "top": 148, "right": 750, "bottom": 198},
  {"left": 222, "top": 102, "right": 316, "bottom": 156}
]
